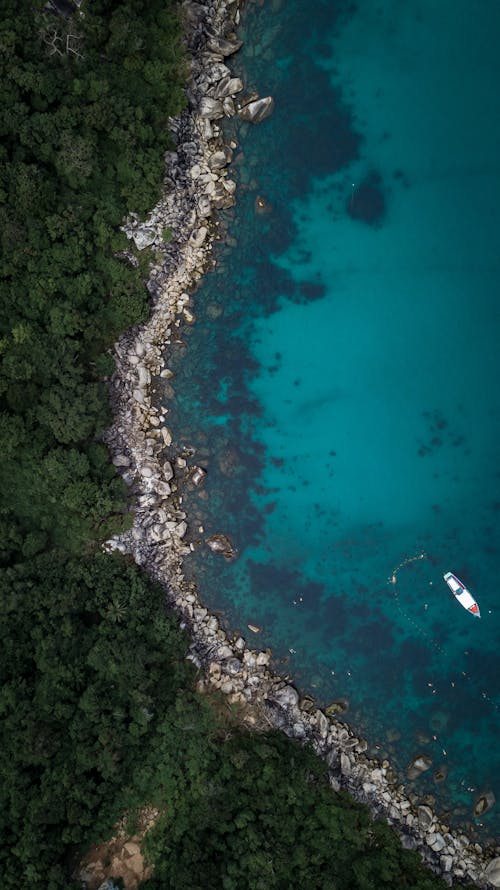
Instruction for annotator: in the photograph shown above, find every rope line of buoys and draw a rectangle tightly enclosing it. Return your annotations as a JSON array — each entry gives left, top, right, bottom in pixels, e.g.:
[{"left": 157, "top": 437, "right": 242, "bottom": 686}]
[{"left": 388, "top": 553, "right": 498, "bottom": 713}]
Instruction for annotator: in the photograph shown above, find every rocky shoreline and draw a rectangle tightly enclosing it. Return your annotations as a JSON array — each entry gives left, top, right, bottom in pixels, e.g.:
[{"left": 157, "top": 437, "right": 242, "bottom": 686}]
[{"left": 104, "top": 1, "right": 499, "bottom": 886}]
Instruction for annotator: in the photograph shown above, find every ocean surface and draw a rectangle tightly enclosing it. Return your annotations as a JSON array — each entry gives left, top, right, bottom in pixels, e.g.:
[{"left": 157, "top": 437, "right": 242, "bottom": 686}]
[{"left": 161, "top": 0, "right": 500, "bottom": 839}]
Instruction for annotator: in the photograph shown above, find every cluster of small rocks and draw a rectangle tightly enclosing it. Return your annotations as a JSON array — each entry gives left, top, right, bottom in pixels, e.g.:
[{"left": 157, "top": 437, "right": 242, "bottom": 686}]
[{"left": 104, "top": 1, "right": 499, "bottom": 887}]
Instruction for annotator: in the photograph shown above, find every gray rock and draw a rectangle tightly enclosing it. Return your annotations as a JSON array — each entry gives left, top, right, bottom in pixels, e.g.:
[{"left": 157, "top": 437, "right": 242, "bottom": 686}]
[
  {"left": 174, "top": 521, "right": 187, "bottom": 539},
  {"left": 132, "top": 228, "right": 156, "bottom": 250},
  {"left": 199, "top": 97, "right": 224, "bottom": 120},
  {"left": 473, "top": 790, "right": 495, "bottom": 816},
  {"left": 207, "top": 36, "right": 243, "bottom": 57},
  {"left": 223, "top": 97, "right": 235, "bottom": 117},
  {"left": 162, "top": 461, "right": 174, "bottom": 482},
  {"left": 224, "top": 657, "right": 242, "bottom": 676},
  {"left": 315, "top": 710, "right": 329, "bottom": 738},
  {"left": 256, "top": 651, "right": 270, "bottom": 666},
  {"left": 441, "top": 855, "right": 453, "bottom": 873},
  {"left": 416, "top": 805, "right": 434, "bottom": 830},
  {"left": 291, "top": 722, "right": 307, "bottom": 739},
  {"left": 112, "top": 454, "right": 130, "bottom": 467},
  {"left": 208, "top": 150, "right": 230, "bottom": 171},
  {"left": 406, "top": 754, "right": 432, "bottom": 780},
  {"left": 270, "top": 684, "right": 299, "bottom": 709},
  {"left": 190, "top": 226, "right": 208, "bottom": 248},
  {"left": 238, "top": 96, "right": 274, "bottom": 124},
  {"left": 340, "top": 752, "right": 352, "bottom": 776},
  {"left": 428, "top": 832, "right": 446, "bottom": 852},
  {"left": 197, "top": 195, "right": 212, "bottom": 218},
  {"left": 218, "top": 645, "right": 233, "bottom": 659},
  {"left": 189, "top": 466, "right": 207, "bottom": 486},
  {"left": 137, "top": 366, "right": 151, "bottom": 388},
  {"left": 161, "top": 427, "right": 172, "bottom": 447},
  {"left": 485, "top": 857, "right": 500, "bottom": 888},
  {"left": 214, "top": 76, "right": 244, "bottom": 99},
  {"left": 206, "top": 533, "right": 236, "bottom": 559}
]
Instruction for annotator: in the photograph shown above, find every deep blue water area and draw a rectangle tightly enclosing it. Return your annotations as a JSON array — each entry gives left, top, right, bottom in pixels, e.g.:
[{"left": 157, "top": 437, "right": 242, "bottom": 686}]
[{"left": 161, "top": 0, "right": 500, "bottom": 839}]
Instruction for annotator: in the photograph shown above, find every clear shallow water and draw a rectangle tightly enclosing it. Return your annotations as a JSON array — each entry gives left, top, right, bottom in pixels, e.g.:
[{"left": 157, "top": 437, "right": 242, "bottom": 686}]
[{"left": 162, "top": 0, "right": 500, "bottom": 839}]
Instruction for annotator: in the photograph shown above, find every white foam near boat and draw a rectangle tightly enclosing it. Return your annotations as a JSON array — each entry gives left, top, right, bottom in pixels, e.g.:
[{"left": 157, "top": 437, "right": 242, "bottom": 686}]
[{"left": 444, "top": 572, "right": 481, "bottom": 618}]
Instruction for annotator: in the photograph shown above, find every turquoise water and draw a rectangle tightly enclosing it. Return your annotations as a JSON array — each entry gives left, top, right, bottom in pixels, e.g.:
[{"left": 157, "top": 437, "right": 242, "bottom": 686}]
[{"left": 162, "top": 0, "right": 500, "bottom": 839}]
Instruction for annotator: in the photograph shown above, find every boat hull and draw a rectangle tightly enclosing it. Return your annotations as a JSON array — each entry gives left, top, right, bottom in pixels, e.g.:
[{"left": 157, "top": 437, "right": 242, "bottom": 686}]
[{"left": 444, "top": 572, "right": 481, "bottom": 617}]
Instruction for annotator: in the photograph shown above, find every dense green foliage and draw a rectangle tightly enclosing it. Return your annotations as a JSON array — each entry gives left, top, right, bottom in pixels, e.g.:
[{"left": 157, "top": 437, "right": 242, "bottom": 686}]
[
  {"left": 0, "top": 0, "right": 193, "bottom": 886},
  {"left": 0, "top": 553, "right": 205, "bottom": 886},
  {"left": 0, "top": 3, "right": 473, "bottom": 890},
  {"left": 0, "top": 0, "right": 185, "bottom": 550},
  {"left": 142, "top": 730, "right": 456, "bottom": 890}
]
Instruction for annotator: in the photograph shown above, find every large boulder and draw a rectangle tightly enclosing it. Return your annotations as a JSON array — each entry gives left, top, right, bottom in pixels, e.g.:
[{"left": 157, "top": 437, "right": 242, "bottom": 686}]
[
  {"left": 199, "top": 97, "right": 224, "bottom": 120},
  {"left": 473, "top": 790, "right": 495, "bottom": 816},
  {"left": 270, "top": 684, "right": 299, "bottom": 709},
  {"left": 416, "top": 805, "right": 434, "bottom": 830},
  {"left": 238, "top": 96, "right": 274, "bottom": 124},
  {"left": 207, "top": 36, "right": 243, "bottom": 57},
  {"left": 485, "top": 858, "right": 500, "bottom": 888},
  {"left": 132, "top": 228, "right": 156, "bottom": 250},
  {"left": 406, "top": 753, "right": 432, "bottom": 780},
  {"left": 214, "top": 76, "right": 243, "bottom": 99},
  {"left": 206, "top": 533, "right": 236, "bottom": 560}
]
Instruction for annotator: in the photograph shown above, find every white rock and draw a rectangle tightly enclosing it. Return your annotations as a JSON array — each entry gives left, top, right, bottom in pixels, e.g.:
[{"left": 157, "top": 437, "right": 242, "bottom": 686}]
[
  {"left": 175, "top": 521, "right": 187, "bottom": 539},
  {"left": 441, "top": 855, "right": 453, "bottom": 873},
  {"left": 340, "top": 752, "right": 352, "bottom": 776},
  {"left": 132, "top": 228, "right": 156, "bottom": 250},
  {"left": 161, "top": 427, "right": 172, "bottom": 446},
  {"left": 271, "top": 685, "right": 299, "bottom": 709},
  {"left": 133, "top": 389, "right": 145, "bottom": 405},
  {"left": 163, "top": 461, "right": 174, "bottom": 481},
  {"left": 190, "top": 226, "right": 208, "bottom": 248},
  {"left": 218, "top": 645, "right": 233, "bottom": 659},
  {"left": 137, "top": 366, "right": 151, "bottom": 387},
  {"left": 362, "top": 782, "right": 378, "bottom": 795},
  {"left": 256, "top": 652, "right": 270, "bottom": 666},
  {"left": 112, "top": 454, "right": 130, "bottom": 467}
]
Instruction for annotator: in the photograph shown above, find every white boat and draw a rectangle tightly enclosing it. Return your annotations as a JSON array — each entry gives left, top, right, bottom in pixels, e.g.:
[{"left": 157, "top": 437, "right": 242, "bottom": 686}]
[{"left": 444, "top": 572, "right": 481, "bottom": 618}]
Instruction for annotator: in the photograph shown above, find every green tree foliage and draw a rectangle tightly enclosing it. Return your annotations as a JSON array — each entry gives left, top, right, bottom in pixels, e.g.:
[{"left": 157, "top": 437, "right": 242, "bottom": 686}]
[
  {"left": 141, "top": 730, "right": 461, "bottom": 890},
  {"left": 0, "top": 0, "right": 196, "bottom": 886},
  {"left": 0, "top": 553, "right": 202, "bottom": 887},
  {"left": 0, "top": 0, "right": 186, "bottom": 548}
]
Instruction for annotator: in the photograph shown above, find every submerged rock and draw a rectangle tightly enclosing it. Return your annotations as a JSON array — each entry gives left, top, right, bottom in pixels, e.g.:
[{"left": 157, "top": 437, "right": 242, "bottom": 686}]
[
  {"left": 473, "top": 790, "right": 495, "bottom": 817},
  {"left": 433, "top": 764, "right": 449, "bottom": 784},
  {"left": 406, "top": 754, "right": 432, "bottom": 780},
  {"left": 326, "top": 698, "right": 349, "bottom": 716},
  {"left": 206, "top": 533, "right": 236, "bottom": 560}
]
